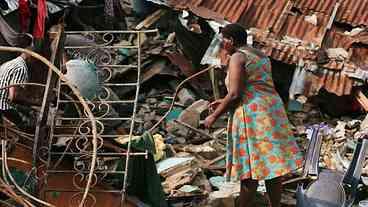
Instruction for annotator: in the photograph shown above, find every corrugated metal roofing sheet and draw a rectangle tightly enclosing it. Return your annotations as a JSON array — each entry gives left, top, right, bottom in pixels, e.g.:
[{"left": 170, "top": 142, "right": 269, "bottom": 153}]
[
  {"left": 238, "top": 0, "right": 288, "bottom": 31},
  {"left": 351, "top": 47, "right": 368, "bottom": 67},
  {"left": 196, "top": 0, "right": 251, "bottom": 22},
  {"left": 255, "top": 38, "right": 316, "bottom": 65},
  {"left": 336, "top": 0, "right": 368, "bottom": 26},
  {"left": 164, "top": 0, "right": 367, "bottom": 96},
  {"left": 260, "top": 41, "right": 355, "bottom": 96},
  {"left": 169, "top": 0, "right": 251, "bottom": 22},
  {"left": 278, "top": 14, "right": 329, "bottom": 45},
  {"left": 293, "top": 0, "right": 368, "bottom": 26},
  {"left": 324, "top": 28, "right": 352, "bottom": 49},
  {"left": 317, "top": 69, "right": 353, "bottom": 96},
  {"left": 294, "top": 0, "right": 338, "bottom": 14}
]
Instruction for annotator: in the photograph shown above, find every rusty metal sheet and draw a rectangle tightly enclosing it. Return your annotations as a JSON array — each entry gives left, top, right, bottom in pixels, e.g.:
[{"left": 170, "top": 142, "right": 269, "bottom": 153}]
[
  {"left": 267, "top": 44, "right": 300, "bottom": 64},
  {"left": 195, "top": 0, "right": 251, "bottom": 22},
  {"left": 170, "top": 0, "right": 251, "bottom": 22},
  {"left": 309, "top": 69, "right": 353, "bottom": 96},
  {"left": 294, "top": 0, "right": 338, "bottom": 14},
  {"left": 336, "top": 0, "right": 368, "bottom": 26},
  {"left": 165, "top": 0, "right": 366, "bottom": 96},
  {"left": 351, "top": 47, "right": 368, "bottom": 67},
  {"left": 256, "top": 39, "right": 314, "bottom": 65},
  {"left": 324, "top": 27, "right": 368, "bottom": 50},
  {"left": 278, "top": 13, "right": 329, "bottom": 45},
  {"left": 322, "top": 60, "right": 345, "bottom": 70},
  {"left": 238, "top": 0, "right": 288, "bottom": 31},
  {"left": 169, "top": 0, "right": 286, "bottom": 29},
  {"left": 294, "top": 0, "right": 368, "bottom": 26},
  {"left": 168, "top": 0, "right": 193, "bottom": 9},
  {"left": 323, "top": 70, "right": 353, "bottom": 96},
  {"left": 324, "top": 28, "right": 352, "bottom": 49}
]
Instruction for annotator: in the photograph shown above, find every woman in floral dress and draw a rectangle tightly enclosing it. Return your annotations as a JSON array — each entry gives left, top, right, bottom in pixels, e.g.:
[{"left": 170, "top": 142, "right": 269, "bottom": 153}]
[{"left": 204, "top": 24, "right": 303, "bottom": 207}]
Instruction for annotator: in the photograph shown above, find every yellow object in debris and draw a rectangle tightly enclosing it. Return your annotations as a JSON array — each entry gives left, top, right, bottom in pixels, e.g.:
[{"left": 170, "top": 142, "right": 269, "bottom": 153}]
[
  {"left": 153, "top": 134, "right": 166, "bottom": 162},
  {"left": 114, "top": 133, "right": 166, "bottom": 161},
  {"left": 114, "top": 135, "right": 141, "bottom": 145}
]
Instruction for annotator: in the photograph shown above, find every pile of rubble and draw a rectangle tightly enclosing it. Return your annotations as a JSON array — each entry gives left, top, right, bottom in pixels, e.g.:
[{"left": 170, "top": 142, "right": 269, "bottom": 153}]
[
  {"left": 130, "top": 85, "right": 368, "bottom": 207},
  {"left": 1, "top": 0, "right": 368, "bottom": 206},
  {"left": 69, "top": 1, "right": 368, "bottom": 206},
  {"left": 132, "top": 92, "right": 368, "bottom": 206}
]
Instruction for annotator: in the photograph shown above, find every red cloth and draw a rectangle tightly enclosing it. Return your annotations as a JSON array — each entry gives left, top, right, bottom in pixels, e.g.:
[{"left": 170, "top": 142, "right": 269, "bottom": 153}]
[
  {"left": 19, "top": 0, "right": 31, "bottom": 33},
  {"left": 33, "top": 0, "right": 47, "bottom": 39}
]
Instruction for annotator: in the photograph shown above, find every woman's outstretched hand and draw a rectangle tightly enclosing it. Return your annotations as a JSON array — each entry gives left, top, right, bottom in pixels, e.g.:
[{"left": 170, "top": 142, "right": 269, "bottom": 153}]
[
  {"left": 205, "top": 99, "right": 223, "bottom": 128},
  {"left": 208, "top": 99, "right": 223, "bottom": 113}
]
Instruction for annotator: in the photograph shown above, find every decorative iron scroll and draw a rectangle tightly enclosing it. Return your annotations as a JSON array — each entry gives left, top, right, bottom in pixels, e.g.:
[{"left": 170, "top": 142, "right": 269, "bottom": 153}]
[{"left": 45, "top": 30, "right": 157, "bottom": 207}]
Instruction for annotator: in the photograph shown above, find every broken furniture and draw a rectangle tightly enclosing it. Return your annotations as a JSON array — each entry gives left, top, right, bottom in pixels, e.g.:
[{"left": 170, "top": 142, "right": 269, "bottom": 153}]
[
  {"left": 297, "top": 124, "right": 368, "bottom": 207},
  {"left": 42, "top": 29, "right": 166, "bottom": 206}
]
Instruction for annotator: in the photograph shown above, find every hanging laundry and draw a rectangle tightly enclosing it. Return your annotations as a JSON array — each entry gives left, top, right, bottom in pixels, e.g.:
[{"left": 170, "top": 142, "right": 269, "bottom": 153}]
[
  {"left": 33, "top": 0, "right": 47, "bottom": 39},
  {"left": 19, "top": 0, "right": 31, "bottom": 32}
]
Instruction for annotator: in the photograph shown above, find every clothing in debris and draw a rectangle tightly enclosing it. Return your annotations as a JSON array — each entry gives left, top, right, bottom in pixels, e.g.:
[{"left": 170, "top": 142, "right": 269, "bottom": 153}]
[
  {"left": 225, "top": 48, "right": 303, "bottom": 181},
  {"left": 33, "top": 0, "right": 47, "bottom": 39},
  {"left": 0, "top": 56, "right": 28, "bottom": 110},
  {"left": 0, "top": 14, "right": 33, "bottom": 48},
  {"left": 113, "top": 132, "right": 168, "bottom": 207},
  {"left": 0, "top": 56, "right": 29, "bottom": 127},
  {"left": 19, "top": 0, "right": 31, "bottom": 32}
]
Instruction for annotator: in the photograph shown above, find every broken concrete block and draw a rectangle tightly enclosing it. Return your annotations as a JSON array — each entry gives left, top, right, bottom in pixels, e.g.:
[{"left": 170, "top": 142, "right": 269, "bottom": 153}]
[
  {"left": 156, "top": 157, "right": 194, "bottom": 178},
  {"left": 166, "top": 99, "right": 209, "bottom": 137},
  {"left": 178, "top": 99, "right": 209, "bottom": 125},
  {"left": 162, "top": 167, "right": 199, "bottom": 194},
  {"left": 178, "top": 185, "right": 201, "bottom": 193}
]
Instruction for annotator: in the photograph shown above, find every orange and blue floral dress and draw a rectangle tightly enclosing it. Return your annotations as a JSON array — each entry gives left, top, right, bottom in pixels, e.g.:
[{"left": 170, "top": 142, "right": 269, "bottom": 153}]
[{"left": 225, "top": 49, "right": 303, "bottom": 181}]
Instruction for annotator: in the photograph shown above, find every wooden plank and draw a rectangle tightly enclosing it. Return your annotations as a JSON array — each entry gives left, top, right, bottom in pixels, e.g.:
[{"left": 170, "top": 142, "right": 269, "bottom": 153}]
[
  {"left": 355, "top": 89, "right": 368, "bottom": 111},
  {"left": 135, "top": 9, "right": 167, "bottom": 30}
]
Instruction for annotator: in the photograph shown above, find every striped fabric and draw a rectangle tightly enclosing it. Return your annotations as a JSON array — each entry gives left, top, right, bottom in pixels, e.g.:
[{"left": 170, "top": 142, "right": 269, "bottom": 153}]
[{"left": 0, "top": 56, "right": 28, "bottom": 110}]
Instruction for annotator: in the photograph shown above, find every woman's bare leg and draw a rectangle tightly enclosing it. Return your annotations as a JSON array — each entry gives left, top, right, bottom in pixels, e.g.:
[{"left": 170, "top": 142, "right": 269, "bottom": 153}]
[
  {"left": 239, "top": 179, "right": 258, "bottom": 207},
  {"left": 265, "top": 177, "right": 283, "bottom": 207}
]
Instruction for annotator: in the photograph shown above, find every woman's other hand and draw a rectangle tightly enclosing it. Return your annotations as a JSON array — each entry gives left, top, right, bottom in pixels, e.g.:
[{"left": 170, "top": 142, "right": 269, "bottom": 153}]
[{"left": 204, "top": 115, "right": 216, "bottom": 128}]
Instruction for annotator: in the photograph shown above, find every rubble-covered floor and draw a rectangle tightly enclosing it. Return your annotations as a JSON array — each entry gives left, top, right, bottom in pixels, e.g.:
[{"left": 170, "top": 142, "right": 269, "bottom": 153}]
[{"left": 0, "top": 0, "right": 368, "bottom": 207}]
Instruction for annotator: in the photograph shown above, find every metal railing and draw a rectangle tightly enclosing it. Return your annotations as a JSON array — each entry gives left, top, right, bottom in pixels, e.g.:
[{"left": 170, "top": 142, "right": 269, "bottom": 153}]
[{"left": 44, "top": 29, "right": 157, "bottom": 207}]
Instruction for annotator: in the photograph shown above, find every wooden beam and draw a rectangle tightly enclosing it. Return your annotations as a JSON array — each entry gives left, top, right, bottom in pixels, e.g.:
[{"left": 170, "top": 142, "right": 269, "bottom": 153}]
[
  {"left": 355, "top": 89, "right": 368, "bottom": 111},
  {"left": 135, "top": 9, "right": 167, "bottom": 30}
]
